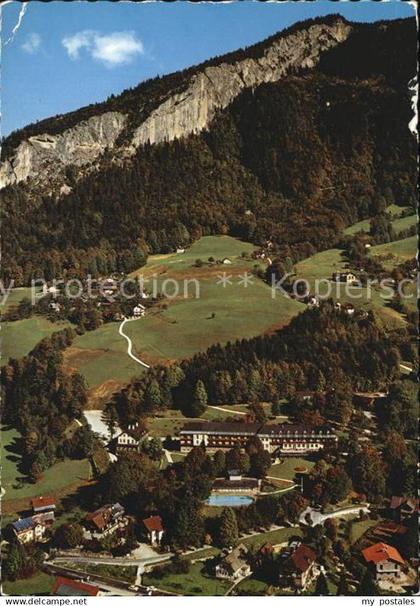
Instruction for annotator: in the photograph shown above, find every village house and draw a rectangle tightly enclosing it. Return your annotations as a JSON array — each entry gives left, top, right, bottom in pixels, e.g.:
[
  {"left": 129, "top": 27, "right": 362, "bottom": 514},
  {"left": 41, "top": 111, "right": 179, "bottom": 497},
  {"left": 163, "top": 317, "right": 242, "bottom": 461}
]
[
  {"left": 215, "top": 544, "right": 251, "bottom": 580},
  {"left": 31, "top": 495, "right": 56, "bottom": 516},
  {"left": 179, "top": 422, "right": 336, "bottom": 454},
  {"left": 353, "top": 391, "right": 388, "bottom": 408},
  {"left": 115, "top": 424, "right": 148, "bottom": 454},
  {"left": 389, "top": 496, "right": 419, "bottom": 523},
  {"left": 84, "top": 503, "right": 127, "bottom": 538},
  {"left": 222, "top": 257, "right": 232, "bottom": 265},
  {"left": 133, "top": 303, "right": 146, "bottom": 318},
  {"left": 362, "top": 542, "right": 405, "bottom": 582},
  {"left": 11, "top": 517, "right": 48, "bottom": 544},
  {"left": 332, "top": 271, "right": 358, "bottom": 284},
  {"left": 142, "top": 515, "right": 164, "bottom": 546},
  {"left": 278, "top": 544, "right": 318, "bottom": 591},
  {"left": 51, "top": 577, "right": 102, "bottom": 597}
]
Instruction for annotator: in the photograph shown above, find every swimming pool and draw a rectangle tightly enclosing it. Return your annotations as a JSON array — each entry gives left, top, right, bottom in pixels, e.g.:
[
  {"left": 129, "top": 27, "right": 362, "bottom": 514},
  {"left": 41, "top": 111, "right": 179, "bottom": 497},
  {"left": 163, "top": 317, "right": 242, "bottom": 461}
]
[{"left": 206, "top": 494, "right": 254, "bottom": 507}]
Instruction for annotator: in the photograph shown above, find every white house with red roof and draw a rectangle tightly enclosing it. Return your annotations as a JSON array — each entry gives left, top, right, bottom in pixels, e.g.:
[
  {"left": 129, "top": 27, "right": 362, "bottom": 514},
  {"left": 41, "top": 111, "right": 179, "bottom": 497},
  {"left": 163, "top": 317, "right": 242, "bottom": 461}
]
[
  {"left": 362, "top": 542, "right": 405, "bottom": 581},
  {"left": 143, "top": 515, "right": 164, "bottom": 546}
]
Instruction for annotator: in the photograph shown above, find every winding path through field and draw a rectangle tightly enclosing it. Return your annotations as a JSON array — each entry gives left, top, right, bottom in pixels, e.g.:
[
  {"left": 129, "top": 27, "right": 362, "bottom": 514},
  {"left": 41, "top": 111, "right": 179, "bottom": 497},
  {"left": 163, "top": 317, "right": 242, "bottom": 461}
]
[{"left": 119, "top": 318, "right": 150, "bottom": 369}]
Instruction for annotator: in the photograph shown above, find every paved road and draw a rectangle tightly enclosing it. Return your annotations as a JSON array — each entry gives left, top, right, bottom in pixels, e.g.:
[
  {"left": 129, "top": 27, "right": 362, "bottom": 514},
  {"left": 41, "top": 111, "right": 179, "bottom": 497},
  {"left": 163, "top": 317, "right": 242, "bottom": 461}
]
[
  {"left": 119, "top": 317, "right": 150, "bottom": 369},
  {"left": 299, "top": 504, "right": 370, "bottom": 526}
]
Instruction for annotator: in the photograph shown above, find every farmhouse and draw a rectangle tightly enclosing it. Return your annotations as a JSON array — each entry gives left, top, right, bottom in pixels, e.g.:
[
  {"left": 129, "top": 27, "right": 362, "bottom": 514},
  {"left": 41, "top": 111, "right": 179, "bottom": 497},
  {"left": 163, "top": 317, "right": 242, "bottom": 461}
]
[
  {"left": 389, "top": 496, "right": 419, "bottom": 522},
  {"left": 362, "top": 542, "right": 405, "bottom": 581},
  {"left": 115, "top": 424, "right": 147, "bottom": 454},
  {"left": 215, "top": 544, "right": 251, "bottom": 580},
  {"left": 85, "top": 503, "right": 127, "bottom": 537},
  {"left": 179, "top": 422, "right": 336, "bottom": 454},
  {"left": 278, "top": 544, "right": 318, "bottom": 591},
  {"left": 332, "top": 271, "right": 358, "bottom": 284},
  {"left": 133, "top": 303, "right": 146, "bottom": 318},
  {"left": 11, "top": 517, "right": 48, "bottom": 544},
  {"left": 143, "top": 515, "right": 164, "bottom": 546},
  {"left": 31, "top": 495, "right": 56, "bottom": 516}
]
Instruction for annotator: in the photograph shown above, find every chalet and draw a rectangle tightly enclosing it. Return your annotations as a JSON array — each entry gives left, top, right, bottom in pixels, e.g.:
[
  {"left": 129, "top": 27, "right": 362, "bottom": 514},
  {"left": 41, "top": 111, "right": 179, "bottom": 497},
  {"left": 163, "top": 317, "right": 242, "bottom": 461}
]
[
  {"left": 133, "top": 304, "right": 146, "bottom": 318},
  {"left": 64, "top": 418, "right": 83, "bottom": 440},
  {"left": 11, "top": 517, "right": 47, "bottom": 544},
  {"left": 278, "top": 544, "right": 318, "bottom": 591},
  {"left": 143, "top": 515, "right": 164, "bottom": 546},
  {"left": 389, "top": 497, "right": 419, "bottom": 522},
  {"left": 362, "top": 542, "right": 405, "bottom": 581},
  {"left": 51, "top": 577, "right": 101, "bottom": 597},
  {"left": 115, "top": 424, "right": 147, "bottom": 454},
  {"left": 31, "top": 496, "right": 56, "bottom": 515},
  {"left": 332, "top": 271, "right": 358, "bottom": 284},
  {"left": 215, "top": 544, "right": 251, "bottom": 580},
  {"left": 84, "top": 503, "right": 126, "bottom": 537},
  {"left": 179, "top": 422, "right": 336, "bottom": 454}
]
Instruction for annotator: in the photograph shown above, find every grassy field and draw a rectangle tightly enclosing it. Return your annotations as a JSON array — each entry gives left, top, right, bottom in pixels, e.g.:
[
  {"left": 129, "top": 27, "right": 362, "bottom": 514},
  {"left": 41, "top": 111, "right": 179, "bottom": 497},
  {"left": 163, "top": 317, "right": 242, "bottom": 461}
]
[
  {"left": 369, "top": 236, "right": 417, "bottom": 270},
  {"left": 3, "top": 572, "right": 55, "bottom": 596},
  {"left": 64, "top": 236, "right": 304, "bottom": 397},
  {"left": 143, "top": 561, "right": 232, "bottom": 595},
  {"left": 2, "top": 426, "right": 91, "bottom": 512},
  {"left": 349, "top": 518, "right": 378, "bottom": 544},
  {"left": 293, "top": 242, "right": 412, "bottom": 329},
  {"left": 63, "top": 562, "right": 137, "bottom": 583},
  {"left": 2, "top": 317, "right": 72, "bottom": 361},
  {"left": 1, "top": 287, "right": 35, "bottom": 313},
  {"left": 242, "top": 527, "right": 302, "bottom": 550},
  {"left": 343, "top": 205, "right": 413, "bottom": 236}
]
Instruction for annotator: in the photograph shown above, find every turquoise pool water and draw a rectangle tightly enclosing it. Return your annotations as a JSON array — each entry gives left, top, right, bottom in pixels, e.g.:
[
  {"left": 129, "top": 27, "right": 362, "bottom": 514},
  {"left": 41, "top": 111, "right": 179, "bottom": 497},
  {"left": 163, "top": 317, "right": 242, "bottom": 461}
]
[{"left": 206, "top": 494, "right": 254, "bottom": 507}]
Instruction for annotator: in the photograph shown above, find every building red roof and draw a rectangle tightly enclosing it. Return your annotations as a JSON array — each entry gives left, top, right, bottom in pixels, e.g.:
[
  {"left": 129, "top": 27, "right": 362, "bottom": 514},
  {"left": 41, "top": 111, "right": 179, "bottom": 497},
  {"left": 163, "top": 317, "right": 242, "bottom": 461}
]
[
  {"left": 291, "top": 544, "right": 317, "bottom": 573},
  {"left": 362, "top": 542, "right": 405, "bottom": 566},
  {"left": 51, "top": 576, "right": 99, "bottom": 597},
  {"left": 31, "top": 496, "right": 56, "bottom": 510},
  {"left": 143, "top": 515, "right": 163, "bottom": 533}
]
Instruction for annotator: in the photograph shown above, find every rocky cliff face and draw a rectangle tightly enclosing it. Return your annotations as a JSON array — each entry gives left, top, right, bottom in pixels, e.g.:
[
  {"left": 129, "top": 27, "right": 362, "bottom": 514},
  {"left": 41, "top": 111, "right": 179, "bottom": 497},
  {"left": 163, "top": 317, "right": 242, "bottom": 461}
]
[
  {"left": 1, "top": 18, "right": 351, "bottom": 189},
  {"left": 1, "top": 112, "right": 127, "bottom": 188}
]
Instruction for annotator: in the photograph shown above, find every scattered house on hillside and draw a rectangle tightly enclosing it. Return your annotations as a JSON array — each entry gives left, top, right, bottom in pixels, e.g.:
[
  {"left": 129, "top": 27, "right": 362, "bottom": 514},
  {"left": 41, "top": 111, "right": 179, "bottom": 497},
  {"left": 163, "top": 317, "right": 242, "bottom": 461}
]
[
  {"left": 305, "top": 295, "right": 320, "bottom": 308},
  {"left": 84, "top": 503, "right": 127, "bottom": 538},
  {"left": 362, "top": 542, "right": 405, "bottom": 582},
  {"left": 342, "top": 303, "right": 355, "bottom": 316},
  {"left": 389, "top": 497, "right": 419, "bottom": 523},
  {"left": 115, "top": 424, "right": 148, "bottom": 454},
  {"left": 51, "top": 577, "right": 101, "bottom": 597},
  {"left": 215, "top": 544, "right": 251, "bottom": 580},
  {"left": 212, "top": 471, "right": 260, "bottom": 495},
  {"left": 133, "top": 303, "right": 146, "bottom": 318},
  {"left": 332, "top": 271, "right": 358, "bottom": 284},
  {"left": 176, "top": 248, "right": 185, "bottom": 254},
  {"left": 50, "top": 301, "right": 61, "bottom": 312},
  {"left": 222, "top": 258, "right": 232, "bottom": 265},
  {"left": 31, "top": 496, "right": 56, "bottom": 518},
  {"left": 278, "top": 544, "right": 318, "bottom": 591},
  {"left": 11, "top": 517, "right": 48, "bottom": 544},
  {"left": 142, "top": 515, "right": 164, "bottom": 546}
]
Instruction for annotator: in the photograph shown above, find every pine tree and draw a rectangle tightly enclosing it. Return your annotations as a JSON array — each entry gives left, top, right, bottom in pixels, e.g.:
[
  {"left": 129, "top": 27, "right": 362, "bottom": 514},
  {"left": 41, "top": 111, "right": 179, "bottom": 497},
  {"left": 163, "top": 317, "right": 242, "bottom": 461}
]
[
  {"left": 336, "top": 573, "right": 349, "bottom": 595},
  {"left": 358, "top": 570, "right": 378, "bottom": 596},
  {"left": 218, "top": 507, "right": 239, "bottom": 548},
  {"left": 314, "top": 572, "right": 329, "bottom": 596},
  {"left": 188, "top": 380, "right": 208, "bottom": 417}
]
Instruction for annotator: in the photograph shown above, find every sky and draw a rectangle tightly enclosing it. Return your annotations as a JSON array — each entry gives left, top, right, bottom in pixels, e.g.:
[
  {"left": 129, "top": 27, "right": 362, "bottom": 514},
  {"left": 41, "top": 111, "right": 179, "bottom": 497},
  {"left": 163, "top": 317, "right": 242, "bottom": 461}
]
[{"left": 1, "top": 0, "right": 415, "bottom": 136}]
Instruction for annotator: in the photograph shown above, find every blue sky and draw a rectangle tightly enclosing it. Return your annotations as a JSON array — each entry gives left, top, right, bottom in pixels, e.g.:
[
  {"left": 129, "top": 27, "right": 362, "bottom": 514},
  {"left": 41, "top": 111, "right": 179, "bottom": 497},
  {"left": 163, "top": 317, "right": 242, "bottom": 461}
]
[{"left": 2, "top": 0, "right": 415, "bottom": 136}]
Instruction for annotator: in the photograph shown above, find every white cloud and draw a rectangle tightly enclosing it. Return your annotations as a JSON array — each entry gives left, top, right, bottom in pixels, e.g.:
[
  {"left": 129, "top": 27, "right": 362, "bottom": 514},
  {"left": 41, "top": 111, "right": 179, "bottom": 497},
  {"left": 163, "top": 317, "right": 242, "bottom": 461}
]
[
  {"left": 62, "top": 30, "right": 144, "bottom": 67},
  {"left": 21, "top": 32, "right": 42, "bottom": 54}
]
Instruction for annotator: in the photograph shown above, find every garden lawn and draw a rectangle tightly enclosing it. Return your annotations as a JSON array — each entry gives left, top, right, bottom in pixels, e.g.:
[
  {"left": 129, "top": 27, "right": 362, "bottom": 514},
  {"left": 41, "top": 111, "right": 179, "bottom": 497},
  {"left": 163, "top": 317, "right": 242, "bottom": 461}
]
[
  {"left": 268, "top": 457, "right": 314, "bottom": 481},
  {"left": 143, "top": 561, "right": 233, "bottom": 595},
  {"left": 2, "top": 317, "right": 72, "bottom": 361},
  {"left": 349, "top": 518, "right": 379, "bottom": 544},
  {"left": 3, "top": 572, "right": 55, "bottom": 596},
  {"left": 242, "top": 527, "right": 302, "bottom": 550},
  {"left": 2, "top": 425, "right": 91, "bottom": 509}
]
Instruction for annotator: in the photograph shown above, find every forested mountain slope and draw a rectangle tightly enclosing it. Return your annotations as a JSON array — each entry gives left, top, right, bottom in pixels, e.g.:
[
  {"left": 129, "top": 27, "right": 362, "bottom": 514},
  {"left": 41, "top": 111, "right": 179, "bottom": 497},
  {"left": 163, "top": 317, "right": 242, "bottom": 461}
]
[{"left": 1, "top": 16, "right": 416, "bottom": 284}]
